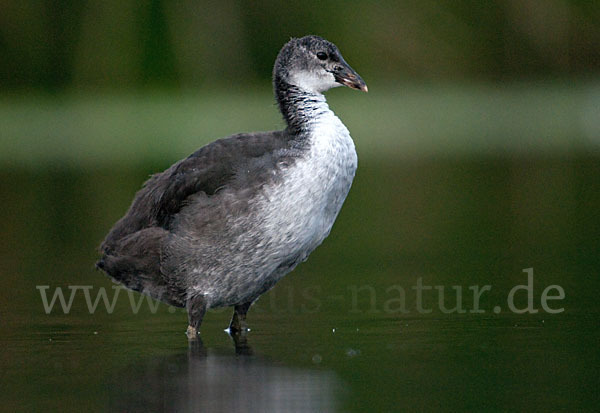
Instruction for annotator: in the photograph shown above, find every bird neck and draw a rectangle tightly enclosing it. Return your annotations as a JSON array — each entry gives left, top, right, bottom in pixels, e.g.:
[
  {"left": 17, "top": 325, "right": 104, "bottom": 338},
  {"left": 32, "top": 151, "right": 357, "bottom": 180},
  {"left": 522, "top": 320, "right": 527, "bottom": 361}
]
[{"left": 274, "top": 79, "right": 331, "bottom": 134}]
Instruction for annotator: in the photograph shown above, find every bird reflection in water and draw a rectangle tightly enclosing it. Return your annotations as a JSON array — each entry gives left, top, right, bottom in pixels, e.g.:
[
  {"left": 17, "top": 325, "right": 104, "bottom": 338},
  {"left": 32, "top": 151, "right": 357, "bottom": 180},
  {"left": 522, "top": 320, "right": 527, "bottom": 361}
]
[{"left": 108, "top": 334, "right": 342, "bottom": 412}]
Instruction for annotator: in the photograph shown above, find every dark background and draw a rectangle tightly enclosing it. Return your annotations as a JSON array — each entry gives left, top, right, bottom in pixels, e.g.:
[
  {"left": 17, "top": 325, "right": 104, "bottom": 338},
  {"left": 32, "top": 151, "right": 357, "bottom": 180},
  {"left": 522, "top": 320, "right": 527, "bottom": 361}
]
[
  {"left": 1, "top": 1, "right": 599, "bottom": 411},
  {"left": 1, "top": 0, "right": 599, "bottom": 91}
]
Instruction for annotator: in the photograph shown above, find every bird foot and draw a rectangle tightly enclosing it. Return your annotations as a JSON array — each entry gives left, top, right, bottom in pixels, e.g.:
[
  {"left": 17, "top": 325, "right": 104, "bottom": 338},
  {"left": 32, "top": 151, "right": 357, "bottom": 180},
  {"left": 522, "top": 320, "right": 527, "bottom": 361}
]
[
  {"left": 186, "top": 325, "right": 199, "bottom": 339},
  {"left": 228, "top": 321, "right": 250, "bottom": 335}
]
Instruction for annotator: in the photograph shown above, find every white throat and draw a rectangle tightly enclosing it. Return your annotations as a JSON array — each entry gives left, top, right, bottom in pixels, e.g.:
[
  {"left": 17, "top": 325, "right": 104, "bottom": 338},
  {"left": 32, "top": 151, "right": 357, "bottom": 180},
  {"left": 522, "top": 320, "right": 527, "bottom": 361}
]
[{"left": 289, "top": 71, "right": 341, "bottom": 94}]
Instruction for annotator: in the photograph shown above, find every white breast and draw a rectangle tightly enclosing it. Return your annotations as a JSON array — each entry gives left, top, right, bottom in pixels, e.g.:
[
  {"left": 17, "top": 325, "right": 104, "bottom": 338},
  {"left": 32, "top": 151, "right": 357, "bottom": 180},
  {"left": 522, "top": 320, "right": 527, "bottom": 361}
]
[{"left": 261, "top": 106, "right": 358, "bottom": 267}]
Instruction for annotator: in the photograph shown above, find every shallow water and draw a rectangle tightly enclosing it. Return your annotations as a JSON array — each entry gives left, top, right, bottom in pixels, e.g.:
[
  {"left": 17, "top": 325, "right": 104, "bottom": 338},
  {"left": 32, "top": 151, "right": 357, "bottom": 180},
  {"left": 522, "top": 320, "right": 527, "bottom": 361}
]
[{"left": 1, "top": 155, "right": 599, "bottom": 411}]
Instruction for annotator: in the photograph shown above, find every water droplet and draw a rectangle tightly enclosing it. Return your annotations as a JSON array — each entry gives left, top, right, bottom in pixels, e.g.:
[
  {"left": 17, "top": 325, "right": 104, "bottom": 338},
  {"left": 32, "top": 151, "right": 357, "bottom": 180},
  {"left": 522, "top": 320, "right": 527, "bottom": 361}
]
[{"left": 345, "top": 348, "right": 360, "bottom": 357}]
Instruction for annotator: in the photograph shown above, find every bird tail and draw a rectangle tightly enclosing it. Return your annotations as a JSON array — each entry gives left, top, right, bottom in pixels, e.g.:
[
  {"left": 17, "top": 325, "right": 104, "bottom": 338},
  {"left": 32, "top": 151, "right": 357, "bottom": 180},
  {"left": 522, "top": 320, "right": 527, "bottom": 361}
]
[{"left": 94, "top": 227, "right": 181, "bottom": 305}]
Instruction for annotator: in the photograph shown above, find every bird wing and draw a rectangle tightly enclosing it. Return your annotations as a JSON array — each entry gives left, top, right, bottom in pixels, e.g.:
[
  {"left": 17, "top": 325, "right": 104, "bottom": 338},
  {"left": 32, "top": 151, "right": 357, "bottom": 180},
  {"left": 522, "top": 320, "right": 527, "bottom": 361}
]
[{"left": 100, "top": 130, "right": 288, "bottom": 254}]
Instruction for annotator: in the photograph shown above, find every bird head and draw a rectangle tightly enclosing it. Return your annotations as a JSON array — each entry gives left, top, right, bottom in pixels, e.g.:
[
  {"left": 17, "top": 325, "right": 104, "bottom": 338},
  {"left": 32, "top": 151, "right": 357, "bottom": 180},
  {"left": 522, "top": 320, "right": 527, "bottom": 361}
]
[{"left": 274, "top": 35, "right": 368, "bottom": 94}]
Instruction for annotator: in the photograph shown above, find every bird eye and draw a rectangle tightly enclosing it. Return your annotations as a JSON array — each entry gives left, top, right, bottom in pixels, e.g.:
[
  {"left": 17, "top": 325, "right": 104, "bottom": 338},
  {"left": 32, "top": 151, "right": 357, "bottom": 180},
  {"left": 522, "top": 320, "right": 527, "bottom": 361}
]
[{"left": 317, "top": 52, "right": 328, "bottom": 60}]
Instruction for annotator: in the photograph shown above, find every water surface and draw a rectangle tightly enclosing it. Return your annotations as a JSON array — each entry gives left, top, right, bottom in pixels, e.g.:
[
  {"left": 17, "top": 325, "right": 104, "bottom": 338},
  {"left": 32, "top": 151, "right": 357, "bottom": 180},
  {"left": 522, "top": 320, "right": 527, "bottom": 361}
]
[{"left": 1, "top": 155, "right": 598, "bottom": 411}]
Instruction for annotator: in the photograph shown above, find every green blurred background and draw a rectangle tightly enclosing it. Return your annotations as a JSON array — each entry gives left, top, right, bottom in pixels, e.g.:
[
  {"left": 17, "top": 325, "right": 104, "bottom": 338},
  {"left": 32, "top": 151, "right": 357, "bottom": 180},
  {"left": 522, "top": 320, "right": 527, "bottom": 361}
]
[
  {"left": 1, "top": 0, "right": 599, "bottom": 166},
  {"left": 1, "top": 1, "right": 600, "bottom": 411},
  {"left": 2, "top": 0, "right": 600, "bottom": 89}
]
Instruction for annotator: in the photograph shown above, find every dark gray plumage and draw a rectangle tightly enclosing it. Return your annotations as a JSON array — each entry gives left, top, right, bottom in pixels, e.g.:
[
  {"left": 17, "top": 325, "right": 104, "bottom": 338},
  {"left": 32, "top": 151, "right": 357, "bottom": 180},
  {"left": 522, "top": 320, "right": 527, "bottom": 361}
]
[{"left": 97, "top": 35, "right": 367, "bottom": 337}]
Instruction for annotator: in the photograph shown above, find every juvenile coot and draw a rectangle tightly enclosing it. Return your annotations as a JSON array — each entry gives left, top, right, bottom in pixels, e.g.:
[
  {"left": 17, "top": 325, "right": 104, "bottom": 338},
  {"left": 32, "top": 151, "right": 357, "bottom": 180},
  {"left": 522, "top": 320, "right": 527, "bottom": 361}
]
[{"left": 97, "top": 35, "right": 367, "bottom": 337}]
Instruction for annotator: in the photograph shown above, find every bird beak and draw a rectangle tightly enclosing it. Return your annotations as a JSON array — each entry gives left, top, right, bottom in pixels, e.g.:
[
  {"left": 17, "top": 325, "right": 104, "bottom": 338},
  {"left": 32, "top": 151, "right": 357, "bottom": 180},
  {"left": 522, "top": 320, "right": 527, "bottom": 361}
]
[{"left": 333, "top": 61, "right": 368, "bottom": 92}]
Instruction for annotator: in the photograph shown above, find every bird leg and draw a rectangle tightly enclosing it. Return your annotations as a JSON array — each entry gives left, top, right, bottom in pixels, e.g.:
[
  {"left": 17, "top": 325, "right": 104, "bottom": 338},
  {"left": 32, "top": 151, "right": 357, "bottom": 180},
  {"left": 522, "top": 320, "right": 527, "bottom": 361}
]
[
  {"left": 228, "top": 302, "right": 253, "bottom": 334},
  {"left": 186, "top": 295, "right": 207, "bottom": 339}
]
